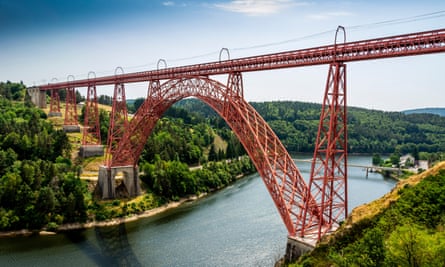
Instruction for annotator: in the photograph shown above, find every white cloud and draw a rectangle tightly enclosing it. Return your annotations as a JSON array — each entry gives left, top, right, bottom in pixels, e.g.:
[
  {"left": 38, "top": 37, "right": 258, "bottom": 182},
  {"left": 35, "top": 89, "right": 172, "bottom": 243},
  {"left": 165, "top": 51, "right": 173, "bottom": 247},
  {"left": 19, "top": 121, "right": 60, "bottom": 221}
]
[
  {"left": 214, "top": 0, "right": 308, "bottom": 16},
  {"left": 307, "top": 11, "right": 353, "bottom": 20},
  {"left": 163, "top": 1, "right": 188, "bottom": 8},
  {"left": 163, "top": 1, "right": 175, "bottom": 6}
]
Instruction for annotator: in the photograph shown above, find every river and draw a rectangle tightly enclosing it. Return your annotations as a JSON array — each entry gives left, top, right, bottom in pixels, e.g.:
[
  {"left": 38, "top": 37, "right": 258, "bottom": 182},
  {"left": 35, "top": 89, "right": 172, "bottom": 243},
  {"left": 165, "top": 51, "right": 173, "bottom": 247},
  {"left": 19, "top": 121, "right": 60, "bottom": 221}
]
[{"left": 0, "top": 155, "right": 396, "bottom": 266}]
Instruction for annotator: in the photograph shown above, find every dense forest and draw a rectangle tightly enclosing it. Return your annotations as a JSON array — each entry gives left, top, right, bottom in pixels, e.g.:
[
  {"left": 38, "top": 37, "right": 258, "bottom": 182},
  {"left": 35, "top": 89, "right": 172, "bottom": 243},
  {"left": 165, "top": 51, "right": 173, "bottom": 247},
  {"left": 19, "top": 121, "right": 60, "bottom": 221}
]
[
  {"left": 292, "top": 167, "right": 445, "bottom": 266},
  {"left": 0, "top": 83, "right": 85, "bottom": 230},
  {"left": 172, "top": 99, "right": 445, "bottom": 155}
]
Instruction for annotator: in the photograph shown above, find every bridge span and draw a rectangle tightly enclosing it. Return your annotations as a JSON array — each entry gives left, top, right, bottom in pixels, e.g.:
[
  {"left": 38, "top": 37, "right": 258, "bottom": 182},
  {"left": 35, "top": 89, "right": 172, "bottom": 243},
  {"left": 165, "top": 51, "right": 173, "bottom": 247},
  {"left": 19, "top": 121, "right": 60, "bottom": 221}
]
[
  {"left": 37, "top": 28, "right": 445, "bottom": 90},
  {"left": 29, "top": 27, "right": 445, "bottom": 259}
]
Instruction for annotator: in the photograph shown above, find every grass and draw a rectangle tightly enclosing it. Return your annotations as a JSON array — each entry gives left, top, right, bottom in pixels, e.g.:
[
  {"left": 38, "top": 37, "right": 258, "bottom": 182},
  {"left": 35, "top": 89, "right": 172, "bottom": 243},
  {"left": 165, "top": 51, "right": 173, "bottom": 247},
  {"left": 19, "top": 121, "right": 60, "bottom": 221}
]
[
  {"left": 213, "top": 133, "right": 227, "bottom": 152},
  {"left": 81, "top": 156, "right": 105, "bottom": 172},
  {"left": 347, "top": 160, "right": 445, "bottom": 225},
  {"left": 87, "top": 192, "right": 165, "bottom": 221}
]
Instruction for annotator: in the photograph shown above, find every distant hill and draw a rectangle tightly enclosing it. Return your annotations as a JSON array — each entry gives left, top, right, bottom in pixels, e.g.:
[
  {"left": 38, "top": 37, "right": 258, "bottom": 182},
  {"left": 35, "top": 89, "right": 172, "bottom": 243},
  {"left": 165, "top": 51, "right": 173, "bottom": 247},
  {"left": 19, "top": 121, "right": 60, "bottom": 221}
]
[
  {"left": 170, "top": 99, "right": 445, "bottom": 154},
  {"left": 403, "top": 108, "right": 445, "bottom": 117}
]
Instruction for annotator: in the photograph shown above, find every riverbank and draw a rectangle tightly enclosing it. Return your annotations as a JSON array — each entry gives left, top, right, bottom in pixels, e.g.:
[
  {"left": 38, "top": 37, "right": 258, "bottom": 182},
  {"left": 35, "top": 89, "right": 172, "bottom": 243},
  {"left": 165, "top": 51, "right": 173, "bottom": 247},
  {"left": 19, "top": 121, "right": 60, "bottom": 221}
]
[{"left": 0, "top": 193, "right": 207, "bottom": 238}]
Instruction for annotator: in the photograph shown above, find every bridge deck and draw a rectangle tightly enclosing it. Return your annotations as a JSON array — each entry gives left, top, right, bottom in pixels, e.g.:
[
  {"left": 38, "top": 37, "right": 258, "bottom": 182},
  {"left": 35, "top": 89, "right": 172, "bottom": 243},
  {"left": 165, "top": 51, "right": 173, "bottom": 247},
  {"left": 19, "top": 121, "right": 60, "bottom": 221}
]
[{"left": 37, "top": 28, "right": 445, "bottom": 90}]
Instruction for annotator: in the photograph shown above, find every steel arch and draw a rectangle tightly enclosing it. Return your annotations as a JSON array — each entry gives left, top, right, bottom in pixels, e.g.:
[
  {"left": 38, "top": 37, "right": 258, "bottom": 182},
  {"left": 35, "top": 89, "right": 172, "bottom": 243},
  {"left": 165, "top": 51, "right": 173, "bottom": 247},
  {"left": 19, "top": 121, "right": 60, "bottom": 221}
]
[{"left": 111, "top": 75, "right": 320, "bottom": 237}]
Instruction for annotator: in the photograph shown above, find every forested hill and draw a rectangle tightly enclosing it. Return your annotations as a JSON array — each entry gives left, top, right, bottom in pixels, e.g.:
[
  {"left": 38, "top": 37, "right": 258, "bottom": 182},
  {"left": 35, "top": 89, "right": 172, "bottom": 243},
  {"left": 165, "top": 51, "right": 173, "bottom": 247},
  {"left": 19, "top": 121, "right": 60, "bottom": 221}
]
[{"left": 173, "top": 99, "right": 445, "bottom": 154}]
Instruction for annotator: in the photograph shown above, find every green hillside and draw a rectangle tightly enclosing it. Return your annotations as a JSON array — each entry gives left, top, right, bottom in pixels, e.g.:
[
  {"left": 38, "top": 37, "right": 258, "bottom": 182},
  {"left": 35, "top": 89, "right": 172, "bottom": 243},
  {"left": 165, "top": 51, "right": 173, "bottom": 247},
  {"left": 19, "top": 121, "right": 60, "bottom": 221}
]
[
  {"left": 290, "top": 161, "right": 445, "bottom": 266},
  {"left": 173, "top": 99, "right": 445, "bottom": 155}
]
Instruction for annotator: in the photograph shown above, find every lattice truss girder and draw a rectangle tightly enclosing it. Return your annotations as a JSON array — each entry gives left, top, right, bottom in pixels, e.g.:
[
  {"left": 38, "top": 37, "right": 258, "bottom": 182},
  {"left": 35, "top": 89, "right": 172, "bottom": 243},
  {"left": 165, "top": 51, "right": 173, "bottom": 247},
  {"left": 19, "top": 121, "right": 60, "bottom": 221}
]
[
  {"left": 111, "top": 74, "right": 321, "bottom": 237},
  {"left": 304, "top": 63, "right": 347, "bottom": 240},
  {"left": 64, "top": 87, "right": 78, "bottom": 125},
  {"left": 82, "top": 84, "right": 101, "bottom": 145}
]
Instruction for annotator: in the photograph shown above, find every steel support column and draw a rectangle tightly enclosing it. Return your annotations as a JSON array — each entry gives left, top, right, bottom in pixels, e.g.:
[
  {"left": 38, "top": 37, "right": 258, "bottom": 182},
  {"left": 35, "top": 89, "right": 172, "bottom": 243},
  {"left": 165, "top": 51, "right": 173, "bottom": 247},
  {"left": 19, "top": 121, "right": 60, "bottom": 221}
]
[
  {"left": 49, "top": 90, "right": 61, "bottom": 115},
  {"left": 62, "top": 86, "right": 80, "bottom": 132},
  {"left": 82, "top": 83, "right": 101, "bottom": 145},
  {"left": 64, "top": 87, "right": 77, "bottom": 125},
  {"left": 105, "top": 82, "right": 128, "bottom": 167},
  {"left": 304, "top": 62, "right": 348, "bottom": 241}
]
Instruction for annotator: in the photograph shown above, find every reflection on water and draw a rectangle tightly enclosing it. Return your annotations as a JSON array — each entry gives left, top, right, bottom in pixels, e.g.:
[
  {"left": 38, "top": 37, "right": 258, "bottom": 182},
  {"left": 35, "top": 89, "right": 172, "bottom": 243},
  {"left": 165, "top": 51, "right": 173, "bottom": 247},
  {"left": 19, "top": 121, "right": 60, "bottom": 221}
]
[
  {"left": 61, "top": 224, "right": 142, "bottom": 267},
  {"left": 0, "top": 156, "right": 396, "bottom": 266},
  {"left": 94, "top": 225, "right": 141, "bottom": 267}
]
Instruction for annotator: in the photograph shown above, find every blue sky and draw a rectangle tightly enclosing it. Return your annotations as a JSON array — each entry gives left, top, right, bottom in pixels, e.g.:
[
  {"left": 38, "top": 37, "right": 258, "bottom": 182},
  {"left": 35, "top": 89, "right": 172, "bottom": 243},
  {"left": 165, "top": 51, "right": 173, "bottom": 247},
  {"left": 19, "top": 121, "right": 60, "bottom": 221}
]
[{"left": 1, "top": 0, "right": 445, "bottom": 111}]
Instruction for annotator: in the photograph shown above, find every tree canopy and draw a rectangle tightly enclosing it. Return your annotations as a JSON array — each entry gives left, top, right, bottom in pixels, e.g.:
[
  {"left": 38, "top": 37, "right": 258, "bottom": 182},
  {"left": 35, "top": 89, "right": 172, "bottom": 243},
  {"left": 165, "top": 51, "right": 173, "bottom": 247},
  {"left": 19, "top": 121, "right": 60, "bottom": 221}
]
[{"left": 0, "top": 96, "right": 87, "bottom": 231}]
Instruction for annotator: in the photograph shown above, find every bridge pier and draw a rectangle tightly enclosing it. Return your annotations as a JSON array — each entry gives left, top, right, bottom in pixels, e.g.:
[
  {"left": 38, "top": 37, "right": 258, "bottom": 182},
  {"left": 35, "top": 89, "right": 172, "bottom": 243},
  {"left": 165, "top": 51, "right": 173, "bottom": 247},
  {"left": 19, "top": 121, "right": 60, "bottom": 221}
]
[
  {"left": 79, "top": 145, "right": 104, "bottom": 158},
  {"left": 284, "top": 236, "right": 316, "bottom": 263},
  {"left": 48, "top": 111, "right": 62, "bottom": 117},
  {"left": 62, "top": 125, "right": 81, "bottom": 132},
  {"left": 98, "top": 165, "right": 141, "bottom": 199},
  {"left": 27, "top": 88, "right": 47, "bottom": 108}
]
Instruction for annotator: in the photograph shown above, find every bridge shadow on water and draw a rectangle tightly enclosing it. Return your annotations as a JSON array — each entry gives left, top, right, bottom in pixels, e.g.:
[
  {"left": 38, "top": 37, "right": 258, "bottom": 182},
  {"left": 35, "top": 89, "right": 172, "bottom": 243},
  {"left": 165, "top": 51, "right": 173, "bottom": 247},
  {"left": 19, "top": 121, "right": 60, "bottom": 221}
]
[{"left": 65, "top": 224, "right": 142, "bottom": 267}]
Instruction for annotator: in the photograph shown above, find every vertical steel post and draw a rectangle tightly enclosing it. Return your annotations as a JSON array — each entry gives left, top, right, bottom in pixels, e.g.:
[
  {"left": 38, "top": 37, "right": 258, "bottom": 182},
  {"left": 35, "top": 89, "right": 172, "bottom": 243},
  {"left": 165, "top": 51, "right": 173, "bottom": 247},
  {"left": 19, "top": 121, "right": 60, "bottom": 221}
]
[
  {"left": 304, "top": 62, "right": 348, "bottom": 241},
  {"left": 82, "top": 82, "right": 101, "bottom": 145},
  {"left": 64, "top": 86, "right": 78, "bottom": 126},
  {"left": 105, "top": 81, "right": 128, "bottom": 167},
  {"left": 49, "top": 90, "right": 61, "bottom": 113}
]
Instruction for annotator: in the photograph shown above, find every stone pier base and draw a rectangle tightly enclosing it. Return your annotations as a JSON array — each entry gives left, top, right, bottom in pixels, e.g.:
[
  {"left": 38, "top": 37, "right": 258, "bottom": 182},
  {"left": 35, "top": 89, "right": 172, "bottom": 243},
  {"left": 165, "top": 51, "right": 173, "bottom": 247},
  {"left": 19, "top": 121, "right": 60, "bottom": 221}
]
[
  {"left": 62, "top": 125, "right": 81, "bottom": 132},
  {"left": 98, "top": 165, "right": 141, "bottom": 199},
  {"left": 48, "top": 112, "right": 62, "bottom": 117},
  {"left": 284, "top": 236, "right": 315, "bottom": 263},
  {"left": 79, "top": 145, "right": 104, "bottom": 158},
  {"left": 27, "top": 88, "right": 46, "bottom": 108}
]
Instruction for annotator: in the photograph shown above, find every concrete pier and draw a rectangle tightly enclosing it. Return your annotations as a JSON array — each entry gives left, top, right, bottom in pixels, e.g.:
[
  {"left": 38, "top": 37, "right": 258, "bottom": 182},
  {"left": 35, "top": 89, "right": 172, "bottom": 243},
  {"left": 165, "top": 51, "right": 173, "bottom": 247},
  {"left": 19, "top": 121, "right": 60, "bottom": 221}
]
[
  {"left": 98, "top": 165, "right": 141, "bottom": 199},
  {"left": 27, "top": 88, "right": 47, "bottom": 108},
  {"left": 79, "top": 145, "right": 104, "bottom": 158},
  {"left": 283, "top": 236, "right": 316, "bottom": 263},
  {"left": 48, "top": 112, "right": 62, "bottom": 117},
  {"left": 62, "top": 125, "right": 81, "bottom": 132}
]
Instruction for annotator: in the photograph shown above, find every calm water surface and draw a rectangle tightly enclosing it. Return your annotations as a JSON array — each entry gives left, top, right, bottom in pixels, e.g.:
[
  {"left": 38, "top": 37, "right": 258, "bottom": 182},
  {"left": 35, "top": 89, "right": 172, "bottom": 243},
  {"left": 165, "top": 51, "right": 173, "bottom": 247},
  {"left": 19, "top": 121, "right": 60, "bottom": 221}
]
[{"left": 0, "top": 156, "right": 396, "bottom": 266}]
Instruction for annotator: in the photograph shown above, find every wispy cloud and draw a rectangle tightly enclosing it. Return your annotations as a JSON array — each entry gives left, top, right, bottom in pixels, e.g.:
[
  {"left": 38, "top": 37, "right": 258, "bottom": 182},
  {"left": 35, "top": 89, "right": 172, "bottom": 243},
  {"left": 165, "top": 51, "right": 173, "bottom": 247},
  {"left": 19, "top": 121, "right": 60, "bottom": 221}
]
[
  {"left": 214, "top": 0, "right": 308, "bottom": 16},
  {"left": 307, "top": 11, "right": 353, "bottom": 20},
  {"left": 162, "top": 1, "right": 189, "bottom": 8},
  {"left": 163, "top": 1, "right": 175, "bottom": 6}
]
